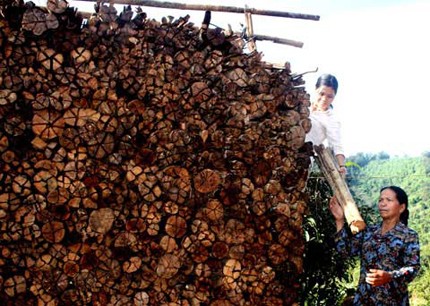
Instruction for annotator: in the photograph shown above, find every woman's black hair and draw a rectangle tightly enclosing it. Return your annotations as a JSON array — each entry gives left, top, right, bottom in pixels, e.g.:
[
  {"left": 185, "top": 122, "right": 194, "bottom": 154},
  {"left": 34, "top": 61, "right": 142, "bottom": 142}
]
[
  {"left": 315, "top": 74, "right": 339, "bottom": 94},
  {"left": 380, "top": 186, "right": 409, "bottom": 226}
]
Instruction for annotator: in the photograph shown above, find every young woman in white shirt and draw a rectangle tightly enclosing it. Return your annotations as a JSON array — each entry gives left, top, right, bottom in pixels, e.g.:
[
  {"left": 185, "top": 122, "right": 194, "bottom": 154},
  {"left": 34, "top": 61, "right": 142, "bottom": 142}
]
[{"left": 306, "top": 74, "right": 347, "bottom": 175}]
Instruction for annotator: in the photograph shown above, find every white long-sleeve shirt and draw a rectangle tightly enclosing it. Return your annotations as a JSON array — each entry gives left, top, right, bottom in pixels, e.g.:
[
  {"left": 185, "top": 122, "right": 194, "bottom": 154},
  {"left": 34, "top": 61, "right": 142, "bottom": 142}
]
[{"left": 305, "top": 108, "right": 345, "bottom": 156}]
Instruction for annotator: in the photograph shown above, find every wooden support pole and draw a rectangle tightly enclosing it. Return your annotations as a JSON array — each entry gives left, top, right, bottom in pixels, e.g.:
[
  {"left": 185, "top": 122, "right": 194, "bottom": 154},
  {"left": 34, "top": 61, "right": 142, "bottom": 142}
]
[
  {"left": 76, "top": 0, "right": 320, "bottom": 21},
  {"left": 313, "top": 145, "right": 366, "bottom": 234},
  {"left": 244, "top": 6, "right": 256, "bottom": 52}
]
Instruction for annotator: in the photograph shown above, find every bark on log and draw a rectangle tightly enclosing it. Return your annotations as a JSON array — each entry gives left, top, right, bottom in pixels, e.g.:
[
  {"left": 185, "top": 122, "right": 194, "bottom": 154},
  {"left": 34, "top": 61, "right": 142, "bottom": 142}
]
[{"left": 313, "top": 144, "right": 366, "bottom": 234}]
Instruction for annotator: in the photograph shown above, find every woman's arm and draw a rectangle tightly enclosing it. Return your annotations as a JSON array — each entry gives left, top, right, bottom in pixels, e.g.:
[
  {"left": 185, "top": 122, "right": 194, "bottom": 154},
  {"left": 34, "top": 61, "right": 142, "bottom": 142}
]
[
  {"left": 330, "top": 196, "right": 363, "bottom": 257},
  {"left": 366, "top": 230, "right": 420, "bottom": 287},
  {"left": 325, "top": 113, "right": 347, "bottom": 175},
  {"left": 392, "top": 231, "right": 421, "bottom": 283},
  {"left": 329, "top": 196, "right": 345, "bottom": 232},
  {"left": 335, "top": 154, "right": 347, "bottom": 176}
]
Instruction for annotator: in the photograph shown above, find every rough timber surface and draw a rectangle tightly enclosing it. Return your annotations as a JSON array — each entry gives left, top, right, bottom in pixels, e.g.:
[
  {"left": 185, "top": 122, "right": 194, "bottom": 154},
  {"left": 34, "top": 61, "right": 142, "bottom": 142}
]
[{"left": 0, "top": 1, "right": 312, "bottom": 304}]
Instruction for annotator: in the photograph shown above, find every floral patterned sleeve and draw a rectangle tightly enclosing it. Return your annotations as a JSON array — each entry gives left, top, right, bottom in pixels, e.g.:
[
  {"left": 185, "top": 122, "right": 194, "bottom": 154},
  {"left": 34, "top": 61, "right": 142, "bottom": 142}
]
[
  {"left": 390, "top": 229, "right": 420, "bottom": 283},
  {"left": 333, "top": 225, "right": 363, "bottom": 258}
]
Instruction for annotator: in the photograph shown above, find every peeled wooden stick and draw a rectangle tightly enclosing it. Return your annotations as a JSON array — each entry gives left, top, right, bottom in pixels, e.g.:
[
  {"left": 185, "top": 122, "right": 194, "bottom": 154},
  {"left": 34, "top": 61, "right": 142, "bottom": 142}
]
[
  {"left": 244, "top": 6, "right": 256, "bottom": 52},
  {"left": 313, "top": 145, "right": 366, "bottom": 234}
]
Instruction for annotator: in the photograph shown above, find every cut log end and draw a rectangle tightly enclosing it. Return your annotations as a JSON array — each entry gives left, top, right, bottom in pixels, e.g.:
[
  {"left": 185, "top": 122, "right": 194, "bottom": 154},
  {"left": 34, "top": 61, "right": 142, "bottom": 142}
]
[{"left": 350, "top": 220, "right": 367, "bottom": 235}]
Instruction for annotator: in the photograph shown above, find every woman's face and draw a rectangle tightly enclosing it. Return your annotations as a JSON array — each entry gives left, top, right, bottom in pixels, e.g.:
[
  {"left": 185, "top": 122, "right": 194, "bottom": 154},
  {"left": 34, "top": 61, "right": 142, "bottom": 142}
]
[
  {"left": 378, "top": 188, "right": 405, "bottom": 221},
  {"left": 313, "top": 85, "right": 336, "bottom": 111}
]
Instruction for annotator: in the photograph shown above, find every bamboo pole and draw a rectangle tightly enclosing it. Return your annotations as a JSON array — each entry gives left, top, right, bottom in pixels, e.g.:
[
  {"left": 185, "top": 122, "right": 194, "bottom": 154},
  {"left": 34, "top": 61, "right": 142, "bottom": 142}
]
[
  {"left": 244, "top": 6, "right": 256, "bottom": 52},
  {"left": 313, "top": 145, "right": 366, "bottom": 234},
  {"left": 77, "top": 0, "right": 320, "bottom": 21},
  {"left": 252, "top": 35, "right": 303, "bottom": 48}
]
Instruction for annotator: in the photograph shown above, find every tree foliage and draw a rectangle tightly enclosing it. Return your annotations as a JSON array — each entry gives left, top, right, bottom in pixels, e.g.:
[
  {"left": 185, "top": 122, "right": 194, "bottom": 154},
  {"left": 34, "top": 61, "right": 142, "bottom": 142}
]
[{"left": 300, "top": 177, "right": 355, "bottom": 305}]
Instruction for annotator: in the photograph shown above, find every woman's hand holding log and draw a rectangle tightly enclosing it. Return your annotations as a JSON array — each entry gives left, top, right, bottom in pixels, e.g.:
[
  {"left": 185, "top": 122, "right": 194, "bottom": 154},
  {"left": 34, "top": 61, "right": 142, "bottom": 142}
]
[{"left": 329, "top": 196, "right": 345, "bottom": 232}]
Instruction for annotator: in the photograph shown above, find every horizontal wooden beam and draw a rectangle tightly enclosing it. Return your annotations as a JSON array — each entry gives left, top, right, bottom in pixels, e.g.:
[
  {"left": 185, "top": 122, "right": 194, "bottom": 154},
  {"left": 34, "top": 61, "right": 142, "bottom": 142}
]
[{"left": 76, "top": 0, "right": 320, "bottom": 21}]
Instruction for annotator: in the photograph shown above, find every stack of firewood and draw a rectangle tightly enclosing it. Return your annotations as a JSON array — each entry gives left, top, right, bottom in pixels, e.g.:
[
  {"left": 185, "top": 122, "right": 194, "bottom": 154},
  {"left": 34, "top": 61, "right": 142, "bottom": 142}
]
[{"left": 0, "top": 1, "right": 312, "bottom": 305}]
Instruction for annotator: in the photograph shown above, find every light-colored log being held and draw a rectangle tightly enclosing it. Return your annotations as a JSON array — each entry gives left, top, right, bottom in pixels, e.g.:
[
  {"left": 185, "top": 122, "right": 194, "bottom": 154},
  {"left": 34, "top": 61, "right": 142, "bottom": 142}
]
[{"left": 314, "top": 145, "right": 366, "bottom": 234}]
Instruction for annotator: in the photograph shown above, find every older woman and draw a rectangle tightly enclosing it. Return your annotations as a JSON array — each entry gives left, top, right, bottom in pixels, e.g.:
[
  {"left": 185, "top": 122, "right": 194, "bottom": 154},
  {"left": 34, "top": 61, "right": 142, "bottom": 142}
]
[
  {"left": 306, "top": 74, "right": 346, "bottom": 175},
  {"left": 329, "top": 186, "right": 420, "bottom": 305}
]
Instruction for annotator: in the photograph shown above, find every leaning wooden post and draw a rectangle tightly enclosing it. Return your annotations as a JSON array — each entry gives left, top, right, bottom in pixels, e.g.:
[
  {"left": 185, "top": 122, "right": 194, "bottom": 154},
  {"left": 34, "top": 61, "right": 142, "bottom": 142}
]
[
  {"left": 244, "top": 5, "right": 257, "bottom": 52},
  {"left": 313, "top": 145, "right": 366, "bottom": 234}
]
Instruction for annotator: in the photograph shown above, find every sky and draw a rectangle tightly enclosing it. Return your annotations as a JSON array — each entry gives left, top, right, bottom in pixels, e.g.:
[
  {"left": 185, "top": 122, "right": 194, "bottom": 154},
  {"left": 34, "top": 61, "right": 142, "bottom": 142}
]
[{"left": 32, "top": 0, "right": 430, "bottom": 157}]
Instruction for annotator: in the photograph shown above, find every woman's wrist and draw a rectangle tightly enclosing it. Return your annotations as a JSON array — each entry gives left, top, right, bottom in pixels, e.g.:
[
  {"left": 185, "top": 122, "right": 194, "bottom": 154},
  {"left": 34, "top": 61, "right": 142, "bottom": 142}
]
[
  {"left": 389, "top": 270, "right": 401, "bottom": 280},
  {"left": 335, "top": 219, "right": 345, "bottom": 231}
]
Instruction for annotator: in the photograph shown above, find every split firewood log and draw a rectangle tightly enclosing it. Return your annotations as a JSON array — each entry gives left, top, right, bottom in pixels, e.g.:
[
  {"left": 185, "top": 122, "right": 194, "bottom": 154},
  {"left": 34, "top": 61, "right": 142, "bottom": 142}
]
[
  {"left": 32, "top": 110, "right": 65, "bottom": 140},
  {"left": 37, "top": 48, "right": 64, "bottom": 71},
  {"left": 47, "top": 0, "right": 68, "bottom": 14},
  {"left": 22, "top": 7, "right": 59, "bottom": 35}
]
